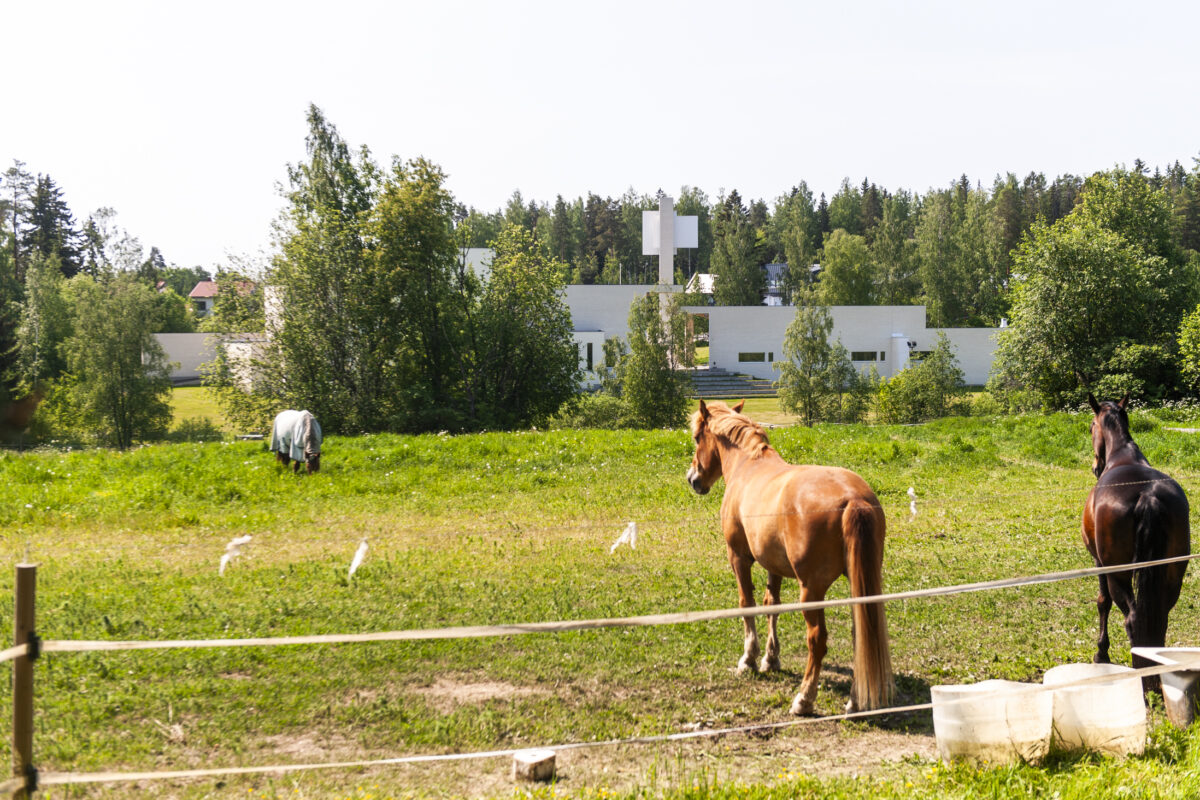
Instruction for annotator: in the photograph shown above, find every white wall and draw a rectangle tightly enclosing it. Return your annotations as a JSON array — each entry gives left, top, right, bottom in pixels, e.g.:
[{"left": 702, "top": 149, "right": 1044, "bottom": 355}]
[
  {"left": 154, "top": 333, "right": 218, "bottom": 385},
  {"left": 565, "top": 285, "right": 660, "bottom": 342},
  {"left": 573, "top": 331, "right": 607, "bottom": 389},
  {"left": 685, "top": 305, "right": 998, "bottom": 385}
]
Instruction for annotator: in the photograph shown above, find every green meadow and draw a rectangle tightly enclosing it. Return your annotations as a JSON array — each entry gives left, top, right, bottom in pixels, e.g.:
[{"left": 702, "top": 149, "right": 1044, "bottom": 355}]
[{"left": 5, "top": 406, "right": 1200, "bottom": 798}]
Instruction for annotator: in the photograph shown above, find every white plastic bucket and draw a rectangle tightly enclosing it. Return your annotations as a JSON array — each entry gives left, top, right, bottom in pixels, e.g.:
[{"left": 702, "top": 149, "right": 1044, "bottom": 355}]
[
  {"left": 1043, "top": 663, "right": 1145, "bottom": 755},
  {"left": 931, "top": 679, "right": 1053, "bottom": 765},
  {"left": 1131, "top": 647, "right": 1200, "bottom": 728}
]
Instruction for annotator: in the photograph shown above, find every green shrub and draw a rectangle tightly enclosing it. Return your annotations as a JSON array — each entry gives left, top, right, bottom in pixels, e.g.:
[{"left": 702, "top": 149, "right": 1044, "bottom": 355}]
[
  {"left": 167, "top": 416, "right": 226, "bottom": 442},
  {"left": 875, "top": 333, "right": 967, "bottom": 424},
  {"left": 549, "top": 394, "right": 630, "bottom": 430}
]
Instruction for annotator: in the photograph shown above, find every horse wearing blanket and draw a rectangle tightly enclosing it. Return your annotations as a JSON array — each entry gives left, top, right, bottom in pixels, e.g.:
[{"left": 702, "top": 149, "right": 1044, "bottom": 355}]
[{"left": 270, "top": 410, "right": 323, "bottom": 474}]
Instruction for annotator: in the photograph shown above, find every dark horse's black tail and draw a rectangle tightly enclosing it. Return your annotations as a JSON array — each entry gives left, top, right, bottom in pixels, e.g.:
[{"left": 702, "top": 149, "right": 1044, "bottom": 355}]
[{"left": 1132, "top": 493, "right": 1168, "bottom": 647}]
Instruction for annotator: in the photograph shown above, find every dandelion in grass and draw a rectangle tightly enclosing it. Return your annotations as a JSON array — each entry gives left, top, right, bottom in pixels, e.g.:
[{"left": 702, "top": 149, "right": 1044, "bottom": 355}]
[
  {"left": 349, "top": 539, "right": 369, "bottom": 579},
  {"left": 219, "top": 535, "right": 252, "bottom": 576},
  {"left": 609, "top": 521, "right": 637, "bottom": 553}
]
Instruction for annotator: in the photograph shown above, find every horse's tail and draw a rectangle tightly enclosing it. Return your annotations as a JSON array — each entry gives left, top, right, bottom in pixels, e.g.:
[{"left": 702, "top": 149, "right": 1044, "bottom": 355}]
[
  {"left": 1132, "top": 492, "right": 1168, "bottom": 648},
  {"left": 843, "top": 498, "right": 894, "bottom": 711}
]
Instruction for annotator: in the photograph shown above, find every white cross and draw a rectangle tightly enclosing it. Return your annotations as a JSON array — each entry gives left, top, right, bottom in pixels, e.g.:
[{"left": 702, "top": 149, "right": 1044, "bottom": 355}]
[{"left": 642, "top": 195, "right": 698, "bottom": 285}]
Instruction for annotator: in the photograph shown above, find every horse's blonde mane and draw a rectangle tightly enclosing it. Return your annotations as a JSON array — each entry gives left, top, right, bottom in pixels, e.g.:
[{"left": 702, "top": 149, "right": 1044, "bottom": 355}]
[{"left": 692, "top": 401, "right": 772, "bottom": 458}]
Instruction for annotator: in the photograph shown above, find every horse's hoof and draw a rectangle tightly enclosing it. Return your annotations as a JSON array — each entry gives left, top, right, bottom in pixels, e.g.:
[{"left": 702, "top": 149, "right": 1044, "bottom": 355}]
[
  {"left": 735, "top": 660, "right": 757, "bottom": 676},
  {"left": 790, "top": 698, "right": 815, "bottom": 716},
  {"left": 759, "top": 656, "right": 781, "bottom": 673},
  {"left": 1093, "top": 653, "right": 1111, "bottom": 664},
  {"left": 844, "top": 698, "right": 859, "bottom": 715}
]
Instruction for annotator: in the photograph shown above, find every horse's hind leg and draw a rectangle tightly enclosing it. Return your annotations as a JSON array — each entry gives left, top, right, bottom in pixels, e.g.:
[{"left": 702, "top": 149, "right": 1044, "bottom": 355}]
[
  {"left": 728, "top": 547, "right": 760, "bottom": 675},
  {"left": 1094, "top": 574, "right": 1113, "bottom": 664},
  {"left": 760, "top": 572, "right": 783, "bottom": 673},
  {"left": 790, "top": 582, "right": 832, "bottom": 716}
]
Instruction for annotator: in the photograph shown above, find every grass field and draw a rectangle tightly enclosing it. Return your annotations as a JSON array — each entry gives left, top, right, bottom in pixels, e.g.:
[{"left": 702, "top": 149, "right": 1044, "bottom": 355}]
[
  {"left": 5, "top": 406, "right": 1200, "bottom": 798},
  {"left": 168, "top": 386, "right": 229, "bottom": 431}
]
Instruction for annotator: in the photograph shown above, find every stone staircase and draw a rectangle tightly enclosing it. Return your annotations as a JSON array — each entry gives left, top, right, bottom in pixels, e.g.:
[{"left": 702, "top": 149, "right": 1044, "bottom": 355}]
[{"left": 688, "top": 366, "right": 777, "bottom": 399}]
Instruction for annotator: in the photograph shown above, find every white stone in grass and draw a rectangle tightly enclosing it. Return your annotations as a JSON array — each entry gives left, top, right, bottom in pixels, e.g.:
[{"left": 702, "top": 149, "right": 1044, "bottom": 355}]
[{"left": 512, "top": 749, "right": 556, "bottom": 782}]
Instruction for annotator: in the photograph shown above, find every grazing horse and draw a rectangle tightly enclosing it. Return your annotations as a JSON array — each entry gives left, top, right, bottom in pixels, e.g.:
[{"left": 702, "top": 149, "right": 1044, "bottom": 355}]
[
  {"left": 686, "top": 400, "right": 893, "bottom": 714},
  {"left": 269, "top": 409, "right": 323, "bottom": 474},
  {"left": 1083, "top": 394, "right": 1190, "bottom": 689}
]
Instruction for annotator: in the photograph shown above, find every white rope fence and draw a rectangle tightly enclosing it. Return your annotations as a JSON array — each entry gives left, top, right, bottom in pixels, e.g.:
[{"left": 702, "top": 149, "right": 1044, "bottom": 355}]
[
  {"left": 5, "top": 656, "right": 1198, "bottom": 793},
  {"left": 4, "top": 551, "right": 1198, "bottom": 792},
  {"left": 4, "top": 552, "right": 1194, "bottom": 664}
]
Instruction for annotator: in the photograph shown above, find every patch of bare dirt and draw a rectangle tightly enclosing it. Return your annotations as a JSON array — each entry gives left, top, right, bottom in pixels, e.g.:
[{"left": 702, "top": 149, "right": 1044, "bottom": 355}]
[
  {"left": 415, "top": 677, "right": 546, "bottom": 713},
  {"left": 350, "top": 722, "right": 936, "bottom": 798},
  {"left": 260, "top": 731, "right": 360, "bottom": 761}
]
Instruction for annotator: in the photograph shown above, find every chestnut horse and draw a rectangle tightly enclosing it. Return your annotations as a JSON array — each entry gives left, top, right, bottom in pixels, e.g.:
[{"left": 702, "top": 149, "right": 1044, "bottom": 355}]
[
  {"left": 686, "top": 400, "right": 893, "bottom": 714},
  {"left": 270, "top": 409, "right": 323, "bottom": 474},
  {"left": 1083, "top": 394, "right": 1190, "bottom": 688}
]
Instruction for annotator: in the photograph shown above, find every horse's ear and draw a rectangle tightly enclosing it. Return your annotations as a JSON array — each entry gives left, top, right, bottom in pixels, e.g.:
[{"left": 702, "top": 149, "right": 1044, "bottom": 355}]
[
  {"left": 1088, "top": 393, "right": 1101, "bottom": 414},
  {"left": 698, "top": 399, "right": 710, "bottom": 420},
  {"left": 1118, "top": 394, "right": 1130, "bottom": 410},
  {"left": 732, "top": 400, "right": 745, "bottom": 414}
]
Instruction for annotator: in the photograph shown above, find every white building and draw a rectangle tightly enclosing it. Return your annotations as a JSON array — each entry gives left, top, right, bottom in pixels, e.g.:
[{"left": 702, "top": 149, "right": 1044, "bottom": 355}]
[
  {"left": 686, "top": 303, "right": 998, "bottom": 385},
  {"left": 159, "top": 279, "right": 1000, "bottom": 391}
]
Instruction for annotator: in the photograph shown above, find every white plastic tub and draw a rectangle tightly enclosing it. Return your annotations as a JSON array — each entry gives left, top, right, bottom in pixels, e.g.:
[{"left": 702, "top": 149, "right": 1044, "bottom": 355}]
[
  {"left": 1043, "top": 663, "right": 1145, "bottom": 755},
  {"left": 1131, "top": 647, "right": 1200, "bottom": 728},
  {"left": 931, "top": 679, "right": 1053, "bottom": 765}
]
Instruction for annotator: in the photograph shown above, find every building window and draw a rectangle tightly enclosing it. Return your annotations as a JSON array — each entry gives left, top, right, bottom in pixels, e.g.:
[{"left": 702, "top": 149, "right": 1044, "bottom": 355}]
[
  {"left": 850, "top": 351, "right": 877, "bottom": 361},
  {"left": 738, "top": 352, "right": 766, "bottom": 363},
  {"left": 880, "top": 351, "right": 886, "bottom": 361},
  {"left": 586, "top": 342, "right": 593, "bottom": 372}
]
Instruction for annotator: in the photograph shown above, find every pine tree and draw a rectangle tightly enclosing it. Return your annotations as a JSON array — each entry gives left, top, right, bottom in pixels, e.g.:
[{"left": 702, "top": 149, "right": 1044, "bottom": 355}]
[
  {"left": 711, "top": 191, "right": 763, "bottom": 305},
  {"left": 25, "top": 175, "right": 82, "bottom": 278}
]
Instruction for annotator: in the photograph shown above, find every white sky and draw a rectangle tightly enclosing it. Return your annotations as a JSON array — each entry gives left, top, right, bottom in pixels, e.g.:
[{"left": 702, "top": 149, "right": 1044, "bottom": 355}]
[{"left": 4, "top": 0, "right": 1199, "bottom": 271}]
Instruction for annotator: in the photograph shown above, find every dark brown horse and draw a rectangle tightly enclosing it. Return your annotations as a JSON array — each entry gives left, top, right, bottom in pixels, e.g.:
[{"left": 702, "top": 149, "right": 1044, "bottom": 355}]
[
  {"left": 1083, "top": 394, "right": 1190, "bottom": 688},
  {"left": 686, "top": 400, "right": 893, "bottom": 714}
]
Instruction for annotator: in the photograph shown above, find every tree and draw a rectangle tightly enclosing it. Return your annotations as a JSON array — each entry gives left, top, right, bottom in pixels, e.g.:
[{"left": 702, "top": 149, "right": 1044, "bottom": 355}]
[
  {"left": 461, "top": 225, "right": 580, "bottom": 429},
  {"left": 620, "top": 291, "right": 693, "bottom": 428},
  {"left": 15, "top": 252, "right": 74, "bottom": 385},
  {"left": 25, "top": 175, "right": 82, "bottom": 278},
  {"left": 2, "top": 161, "right": 34, "bottom": 284},
  {"left": 773, "top": 184, "right": 820, "bottom": 303},
  {"left": 197, "top": 270, "right": 260, "bottom": 333},
  {"left": 871, "top": 195, "right": 919, "bottom": 304},
  {"left": 139, "top": 246, "right": 168, "bottom": 285},
  {"left": 160, "top": 264, "right": 211, "bottom": 297},
  {"left": 711, "top": 190, "right": 763, "bottom": 305},
  {"left": 674, "top": 186, "right": 713, "bottom": 279},
  {"left": 0, "top": 216, "right": 22, "bottom": 398},
  {"left": 252, "top": 104, "right": 382, "bottom": 433},
  {"left": 155, "top": 288, "right": 196, "bottom": 333},
  {"left": 1178, "top": 304, "right": 1200, "bottom": 394},
  {"left": 817, "top": 229, "right": 874, "bottom": 305},
  {"left": 827, "top": 178, "right": 863, "bottom": 235},
  {"left": 990, "top": 174, "right": 1197, "bottom": 408},
  {"left": 876, "top": 333, "right": 965, "bottom": 423},
  {"left": 775, "top": 303, "right": 866, "bottom": 426},
  {"left": 915, "top": 190, "right": 966, "bottom": 327},
  {"left": 371, "top": 156, "right": 462, "bottom": 429},
  {"left": 64, "top": 274, "right": 173, "bottom": 449}
]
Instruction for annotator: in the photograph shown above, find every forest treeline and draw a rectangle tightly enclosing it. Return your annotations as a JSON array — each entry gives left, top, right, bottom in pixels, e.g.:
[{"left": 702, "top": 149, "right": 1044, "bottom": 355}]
[
  {"left": 460, "top": 161, "right": 1200, "bottom": 327},
  {"left": 4, "top": 101, "right": 1200, "bottom": 443}
]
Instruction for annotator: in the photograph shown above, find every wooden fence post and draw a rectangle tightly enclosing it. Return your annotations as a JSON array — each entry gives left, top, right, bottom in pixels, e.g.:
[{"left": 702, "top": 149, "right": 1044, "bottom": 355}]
[{"left": 11, "top": 564, "right": 37, "bottom": 800}]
